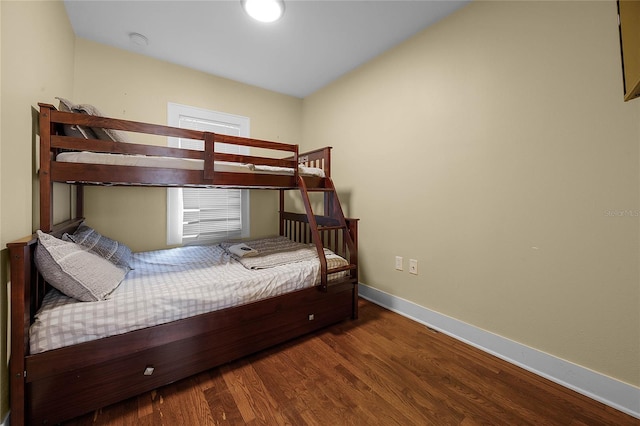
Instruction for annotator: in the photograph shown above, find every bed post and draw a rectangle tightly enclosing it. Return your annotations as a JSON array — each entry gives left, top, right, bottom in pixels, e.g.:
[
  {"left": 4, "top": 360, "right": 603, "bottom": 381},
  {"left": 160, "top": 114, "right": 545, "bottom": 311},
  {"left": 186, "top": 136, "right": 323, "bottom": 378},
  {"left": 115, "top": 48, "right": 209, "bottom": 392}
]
[
  {"left": 7, "top": 236, "right": 36, "bottom": 426},
  {"left": 322, "top": 147, "right": 333, "bottom": 217},
  {"left": 203, "top": 132, "right": 215, "bottom": 181},
  {"left": 75, "top": 184, "right": 84, "bottom": 220},
  {"left": 38, "top": 103, "right": 54, "bottom": 232},
  {"left": 346, "top": 218, "right": 359, "bottom": 319},
  {"left": 279, "top": 189, "right": 285, "bottom": 236}
]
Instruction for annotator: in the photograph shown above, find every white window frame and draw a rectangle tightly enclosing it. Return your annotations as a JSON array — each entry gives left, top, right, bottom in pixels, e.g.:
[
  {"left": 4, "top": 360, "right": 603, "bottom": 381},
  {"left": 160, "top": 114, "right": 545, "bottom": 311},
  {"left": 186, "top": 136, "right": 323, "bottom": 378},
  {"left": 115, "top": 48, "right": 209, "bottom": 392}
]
[{"left": 166, "top": 102, "right": 250, "bottom": 245}]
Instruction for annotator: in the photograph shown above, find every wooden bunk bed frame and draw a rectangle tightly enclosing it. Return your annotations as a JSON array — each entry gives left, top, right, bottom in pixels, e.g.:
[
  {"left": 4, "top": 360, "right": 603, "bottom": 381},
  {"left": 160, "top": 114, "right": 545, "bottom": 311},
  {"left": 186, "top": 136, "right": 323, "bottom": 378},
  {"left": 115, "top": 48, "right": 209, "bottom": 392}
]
[{"left": 7, "top": 103, "right": 358, "bottom": 425}]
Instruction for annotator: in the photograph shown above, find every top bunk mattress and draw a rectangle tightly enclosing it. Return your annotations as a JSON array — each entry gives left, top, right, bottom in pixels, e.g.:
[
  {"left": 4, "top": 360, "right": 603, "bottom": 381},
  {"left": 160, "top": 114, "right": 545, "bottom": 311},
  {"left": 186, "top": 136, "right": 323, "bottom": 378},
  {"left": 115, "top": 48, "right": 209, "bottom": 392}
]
[
  {"left": 30, "top": 237, "right": 346, "bottom": 354},
  {"left": 56, "top": 151, "right": 325, "bottom": 177}
]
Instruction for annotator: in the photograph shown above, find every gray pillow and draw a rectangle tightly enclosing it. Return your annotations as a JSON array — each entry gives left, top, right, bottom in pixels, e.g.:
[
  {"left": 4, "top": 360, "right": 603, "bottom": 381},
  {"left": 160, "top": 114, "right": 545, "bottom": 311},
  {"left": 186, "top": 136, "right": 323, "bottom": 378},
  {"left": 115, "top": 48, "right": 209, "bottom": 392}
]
[
  {"left": 73, "top": 103, "right": 130, "bottom": 143},
  {"left": 35, "top": 231, "right": 126, "bottom": 302},
  {"left": 55, "top": 97, "right": 129, "bottom": 143},
  {"left": 63, "top": 223, "right": 133, "bottom": 272},
  {"left": 56, "top": 97, "right": 97, "bottom": 139}
]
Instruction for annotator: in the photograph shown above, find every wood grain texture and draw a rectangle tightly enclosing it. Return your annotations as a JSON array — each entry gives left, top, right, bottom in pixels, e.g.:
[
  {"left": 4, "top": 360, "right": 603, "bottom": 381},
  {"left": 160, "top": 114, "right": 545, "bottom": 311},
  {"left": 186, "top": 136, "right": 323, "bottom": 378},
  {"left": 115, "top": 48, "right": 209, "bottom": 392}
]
[{"left": 63, "top": 300, "right": 638, "bottom": 425}]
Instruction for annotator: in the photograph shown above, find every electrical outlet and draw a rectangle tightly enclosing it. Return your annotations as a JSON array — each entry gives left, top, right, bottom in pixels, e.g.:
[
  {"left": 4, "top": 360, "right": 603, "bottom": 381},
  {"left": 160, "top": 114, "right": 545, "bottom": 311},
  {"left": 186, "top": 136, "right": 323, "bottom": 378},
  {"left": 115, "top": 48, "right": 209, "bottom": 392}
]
[
  {"left": 395, "top": 256, "right": 403, "bottom": 271},
  {"left": 409, "top": 259, "right": 418, "bottom": 275}
]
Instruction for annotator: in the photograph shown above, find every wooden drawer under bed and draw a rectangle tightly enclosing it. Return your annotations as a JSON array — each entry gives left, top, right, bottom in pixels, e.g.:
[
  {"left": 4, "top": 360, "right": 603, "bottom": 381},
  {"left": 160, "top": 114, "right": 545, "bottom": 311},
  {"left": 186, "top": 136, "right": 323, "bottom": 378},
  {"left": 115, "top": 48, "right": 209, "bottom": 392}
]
[{"left": 25, "top": 284, "right": 355, "bottom": 425}]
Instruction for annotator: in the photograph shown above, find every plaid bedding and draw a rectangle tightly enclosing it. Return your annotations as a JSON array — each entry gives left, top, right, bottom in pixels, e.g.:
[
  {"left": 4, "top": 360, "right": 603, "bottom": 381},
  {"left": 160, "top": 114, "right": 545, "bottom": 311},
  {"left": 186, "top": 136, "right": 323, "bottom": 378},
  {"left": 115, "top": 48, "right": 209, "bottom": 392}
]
[{"left": 30, "top": 242, "right": 347, "bottom": 354}]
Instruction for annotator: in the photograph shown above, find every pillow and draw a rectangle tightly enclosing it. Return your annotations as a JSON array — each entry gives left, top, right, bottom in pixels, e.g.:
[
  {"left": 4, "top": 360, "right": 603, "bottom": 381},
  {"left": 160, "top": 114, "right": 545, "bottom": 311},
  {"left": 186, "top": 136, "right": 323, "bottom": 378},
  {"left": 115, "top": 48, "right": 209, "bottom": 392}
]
[
  {"left": 73, "top": 103, "right": 130, "bottom": 143},
  {"left": 56, "top": 97, "right": 97, "bottom": 139},
  {"left": 55, "top": 97, "right": 130, "bottom": 143},
  {"left": 63, "top": 223, "right": 133, "bottom": 272},
  {"left": 34, "top": 231, "right": 126, "bottom": 302}
]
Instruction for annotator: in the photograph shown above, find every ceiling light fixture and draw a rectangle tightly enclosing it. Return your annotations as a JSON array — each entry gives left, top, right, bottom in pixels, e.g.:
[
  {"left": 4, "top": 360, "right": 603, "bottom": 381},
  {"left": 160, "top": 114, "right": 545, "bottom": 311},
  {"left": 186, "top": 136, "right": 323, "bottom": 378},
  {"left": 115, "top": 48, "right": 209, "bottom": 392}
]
[
  {"left": 129, "top": 32, "right": 149, "bottom": 47},
  {"left": 241, "top": 0, "right": 285, "bottom": 23}
]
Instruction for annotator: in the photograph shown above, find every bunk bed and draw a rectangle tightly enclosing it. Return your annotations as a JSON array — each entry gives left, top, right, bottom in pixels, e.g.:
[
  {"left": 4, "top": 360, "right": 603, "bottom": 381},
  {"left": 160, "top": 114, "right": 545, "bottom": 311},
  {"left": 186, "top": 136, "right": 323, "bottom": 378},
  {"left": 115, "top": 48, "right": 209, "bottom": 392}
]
[{"left": 7, "top": 103, "right": 359, "bottom": 425}]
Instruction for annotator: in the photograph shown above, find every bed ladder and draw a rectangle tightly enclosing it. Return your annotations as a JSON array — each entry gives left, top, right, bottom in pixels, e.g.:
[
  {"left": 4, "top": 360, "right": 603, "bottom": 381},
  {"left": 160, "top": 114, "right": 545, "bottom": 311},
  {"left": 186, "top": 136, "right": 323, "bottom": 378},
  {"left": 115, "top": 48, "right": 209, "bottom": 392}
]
[{"left": 297, "top": 176, "right": 358, "bottom": 291}]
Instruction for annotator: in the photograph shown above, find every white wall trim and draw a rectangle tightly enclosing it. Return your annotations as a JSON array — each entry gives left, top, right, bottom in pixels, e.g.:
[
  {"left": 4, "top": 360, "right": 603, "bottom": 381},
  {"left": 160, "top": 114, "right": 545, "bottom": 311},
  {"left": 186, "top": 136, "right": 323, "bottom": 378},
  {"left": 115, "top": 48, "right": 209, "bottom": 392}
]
[{"left": 358, "top": 283, "right": 640, "bottom": 420}]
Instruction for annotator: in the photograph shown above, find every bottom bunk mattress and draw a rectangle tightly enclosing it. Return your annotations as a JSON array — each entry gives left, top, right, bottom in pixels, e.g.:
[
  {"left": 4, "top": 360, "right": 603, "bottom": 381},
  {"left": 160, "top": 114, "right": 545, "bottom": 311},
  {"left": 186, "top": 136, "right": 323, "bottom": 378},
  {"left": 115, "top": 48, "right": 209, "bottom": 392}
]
[{"left": 30, "top": 237, "right": 347, "bottom": 354}]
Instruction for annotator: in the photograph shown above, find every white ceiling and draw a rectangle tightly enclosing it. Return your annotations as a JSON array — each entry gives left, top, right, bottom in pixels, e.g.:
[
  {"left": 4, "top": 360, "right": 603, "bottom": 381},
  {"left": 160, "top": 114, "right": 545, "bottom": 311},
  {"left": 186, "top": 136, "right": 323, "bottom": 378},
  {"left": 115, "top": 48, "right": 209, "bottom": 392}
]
[{"left": 64, "top": 0, "right": 470, "bottom": 98}]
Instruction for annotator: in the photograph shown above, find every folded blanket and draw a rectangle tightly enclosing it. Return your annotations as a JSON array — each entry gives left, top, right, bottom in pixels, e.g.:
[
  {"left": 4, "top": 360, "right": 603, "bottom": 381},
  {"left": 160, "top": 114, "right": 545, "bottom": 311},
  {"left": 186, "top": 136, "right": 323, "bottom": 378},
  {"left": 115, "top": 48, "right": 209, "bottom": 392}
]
[
  {"left": 228, "top": 243, "right": 259, "bottom": 258},
  {"left": 221, "top": 236, "right": 320, "bottom": 269}
]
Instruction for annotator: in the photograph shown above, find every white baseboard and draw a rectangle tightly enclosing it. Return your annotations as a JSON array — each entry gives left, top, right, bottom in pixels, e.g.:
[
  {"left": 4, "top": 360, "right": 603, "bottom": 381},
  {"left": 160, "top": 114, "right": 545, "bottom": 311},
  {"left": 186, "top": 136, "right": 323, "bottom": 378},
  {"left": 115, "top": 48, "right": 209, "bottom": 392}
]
[
  {"left": 358, "top": 283, "right": 640, "bottom": 420},
  {"left": 1, "top": 412, "right": 8, "bottom": 426}
]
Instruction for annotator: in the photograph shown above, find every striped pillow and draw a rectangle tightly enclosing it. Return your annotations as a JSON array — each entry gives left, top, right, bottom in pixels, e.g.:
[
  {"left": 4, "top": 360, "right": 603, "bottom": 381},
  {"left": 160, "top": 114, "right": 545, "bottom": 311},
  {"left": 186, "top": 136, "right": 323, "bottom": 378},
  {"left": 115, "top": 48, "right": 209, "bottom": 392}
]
[{"left": 64, "top": 223, "right": 133, "bottom": 272}]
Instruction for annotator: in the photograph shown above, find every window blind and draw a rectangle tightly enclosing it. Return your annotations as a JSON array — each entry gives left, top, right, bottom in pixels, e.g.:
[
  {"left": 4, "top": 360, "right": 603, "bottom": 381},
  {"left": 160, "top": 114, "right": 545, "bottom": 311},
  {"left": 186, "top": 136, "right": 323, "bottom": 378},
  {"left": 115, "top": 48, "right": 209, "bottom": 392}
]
[{"left": 167, "top": 103, "right": 250, "bottom": 245}]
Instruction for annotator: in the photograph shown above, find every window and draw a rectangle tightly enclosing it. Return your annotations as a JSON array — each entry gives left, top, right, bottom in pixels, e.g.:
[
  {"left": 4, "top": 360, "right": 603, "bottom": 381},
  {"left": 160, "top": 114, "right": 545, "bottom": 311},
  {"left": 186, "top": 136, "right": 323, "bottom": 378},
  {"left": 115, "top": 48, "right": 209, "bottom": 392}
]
[{"left": 166, "top": 103, "right": 250, "bottom": 245}]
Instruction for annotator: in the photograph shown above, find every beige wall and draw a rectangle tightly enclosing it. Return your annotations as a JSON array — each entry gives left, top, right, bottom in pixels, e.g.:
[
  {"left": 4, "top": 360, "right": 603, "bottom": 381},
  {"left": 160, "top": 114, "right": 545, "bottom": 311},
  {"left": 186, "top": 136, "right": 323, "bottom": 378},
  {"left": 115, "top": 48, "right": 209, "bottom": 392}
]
[
  {"left": 303, "top": 1, "right": 640, "bottom": 387},
  {"left": 0, "top": 0, "right": 76, "bottom": 419},
  {"left": 72, "top": 39, "right": 303, "bottom": 252},
  {"left": 1, "top": 1, "right": 638, "bottom": 420}
]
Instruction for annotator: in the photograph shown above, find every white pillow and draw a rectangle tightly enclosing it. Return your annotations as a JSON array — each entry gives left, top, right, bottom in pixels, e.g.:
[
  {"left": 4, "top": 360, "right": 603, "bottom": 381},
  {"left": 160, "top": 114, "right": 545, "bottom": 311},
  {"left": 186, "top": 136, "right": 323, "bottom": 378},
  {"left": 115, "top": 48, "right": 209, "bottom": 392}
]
[{"left": 34, "top": 231, "right": 127, "bottom": 302}]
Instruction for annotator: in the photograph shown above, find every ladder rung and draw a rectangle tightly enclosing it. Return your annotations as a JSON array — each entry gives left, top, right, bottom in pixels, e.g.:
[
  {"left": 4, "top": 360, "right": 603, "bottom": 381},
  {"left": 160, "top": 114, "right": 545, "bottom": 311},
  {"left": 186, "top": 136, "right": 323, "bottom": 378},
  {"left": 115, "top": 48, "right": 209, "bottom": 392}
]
[
  {"left": 327, "top": 264, "right": 357, "bottom": 274},
  {"left": 317, "top": 225, "right": 345, "bottom": 232}
]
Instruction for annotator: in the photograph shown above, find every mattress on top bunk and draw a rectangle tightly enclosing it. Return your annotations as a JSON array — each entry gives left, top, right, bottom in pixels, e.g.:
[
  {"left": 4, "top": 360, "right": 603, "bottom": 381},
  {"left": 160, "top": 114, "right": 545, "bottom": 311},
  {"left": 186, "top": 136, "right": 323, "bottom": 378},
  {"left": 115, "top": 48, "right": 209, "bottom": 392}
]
[
  {"left": 56, "top": 151, "right": 325, "bottom": 177},
  {"left": 30, "top": 239, "right": 347, "bottom": 354}
]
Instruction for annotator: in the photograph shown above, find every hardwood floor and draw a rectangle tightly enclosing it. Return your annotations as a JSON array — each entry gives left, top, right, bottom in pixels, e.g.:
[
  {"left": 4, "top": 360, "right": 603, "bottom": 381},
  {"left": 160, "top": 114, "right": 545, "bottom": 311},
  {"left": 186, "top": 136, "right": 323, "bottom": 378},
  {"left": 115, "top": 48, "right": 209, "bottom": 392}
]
[{"left": 64, "top": 299, "right": 638, "bottom": 425}]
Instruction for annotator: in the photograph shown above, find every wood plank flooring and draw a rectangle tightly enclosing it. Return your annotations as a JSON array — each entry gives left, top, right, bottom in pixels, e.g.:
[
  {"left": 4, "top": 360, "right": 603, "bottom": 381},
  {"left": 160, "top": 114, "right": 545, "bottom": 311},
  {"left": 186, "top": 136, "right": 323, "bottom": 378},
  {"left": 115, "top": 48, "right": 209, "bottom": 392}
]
[{"left": 64, "top": 299, "right": 639, "bottom": 425}]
